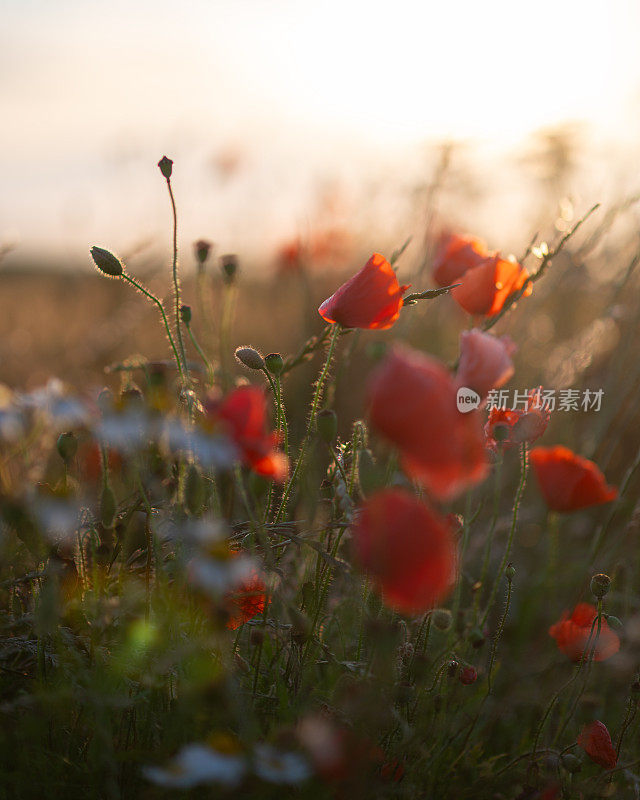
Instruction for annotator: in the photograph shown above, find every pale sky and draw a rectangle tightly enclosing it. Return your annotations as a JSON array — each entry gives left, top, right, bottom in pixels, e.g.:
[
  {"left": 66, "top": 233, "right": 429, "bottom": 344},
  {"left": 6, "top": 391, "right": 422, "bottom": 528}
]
[{"left": 2, "top": 0, "right": 640, "bottom": 267}]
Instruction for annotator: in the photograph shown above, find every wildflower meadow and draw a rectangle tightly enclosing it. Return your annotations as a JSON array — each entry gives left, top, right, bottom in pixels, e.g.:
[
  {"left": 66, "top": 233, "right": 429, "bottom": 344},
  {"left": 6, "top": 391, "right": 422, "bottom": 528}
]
[{"left": 3, "top": 154, "right": 640, "bottom": 800}]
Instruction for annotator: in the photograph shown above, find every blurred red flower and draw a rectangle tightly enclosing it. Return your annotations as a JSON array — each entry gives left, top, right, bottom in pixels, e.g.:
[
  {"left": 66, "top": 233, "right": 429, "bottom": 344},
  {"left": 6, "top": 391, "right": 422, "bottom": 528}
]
[
  {"left": 225, "top": 566, "right": 266, "bottom": 631},
  {"left": 318, "top": 253, "right": 409, "bottom": 330},
  {"left": 459, "top": 666, "right": 478, "bottom": 685},
  {"left": 456, "top": 329, "right": 516, "bottom": 399},
  {"left": 549, "top": 603, "right": 620, "bottom": 662},
  {"left": 450, "top": 254, "right": 532, "bottom": 316},
  {"left": 433, "top": 232, "right": 490, "bottom": 287},
  {"left": 350, "top": 488, "right": 455, "bottom": 614},
  {"left": 530, "top": 445, "right": 617, "bottom": 512},
  {"left": 205, "top": 386, "right": 288, "bottom": 482},
  {"left": 368, "top": 345, "right": 488, "bottom": 500},
  {"left": 484, "top": 388, "right": 551, "bottom": 450},
  {"left": 577, "top": 721, "right": 617, "bottom": 769}
]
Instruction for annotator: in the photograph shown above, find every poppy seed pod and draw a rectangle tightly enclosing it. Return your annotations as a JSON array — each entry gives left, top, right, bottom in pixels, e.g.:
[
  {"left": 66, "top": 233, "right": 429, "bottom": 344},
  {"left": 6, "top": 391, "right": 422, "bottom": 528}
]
[
  {"left": 221, "top": 254, "right": 238, "bottom": 283},
  {"left": 317, "top": 409, "right": 338, "bottom": 443},
  {"left": 590, "top": 573, "right": 611, "bottom": 599},
  {"left": 56, "top": 432, "right": 78, "bottom": 465},
  {"left": 264, "top": 353, "right": 284, "bottom": 375},
  {"left": 90, "top": 246, "right": 124, "bottom": 277},
  {"left": 157, "top": 155, "right": 173, "bottom": 179},
  {"left": 234, "top": 346, "right": 265, "bottom": 371},
  {"left": 194, "top": 239, "right": 212, "bottom": 265}
]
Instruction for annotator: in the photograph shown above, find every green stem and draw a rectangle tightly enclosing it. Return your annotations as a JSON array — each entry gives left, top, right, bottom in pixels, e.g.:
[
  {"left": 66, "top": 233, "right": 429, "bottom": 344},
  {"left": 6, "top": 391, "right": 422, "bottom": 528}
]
[
  {"left": 274, "top": 323, "right": 341, "bottom": 523},
  {"left": 122, "top": 273, "right": 185, "bottom": 381},
  {"left": 481, "top": 443, "right": 528, "bottom": 629},
  {"left": 185, "top": 320, "right": 214, "bottom": 384},
  {"left": 164, "top": 176, "right": 189, "bottom": 377}
]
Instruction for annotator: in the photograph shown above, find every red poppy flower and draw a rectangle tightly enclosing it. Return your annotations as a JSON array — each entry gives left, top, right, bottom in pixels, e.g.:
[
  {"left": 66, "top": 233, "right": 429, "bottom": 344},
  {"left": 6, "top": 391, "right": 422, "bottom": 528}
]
[
  {"left": 577, "top": 721, "right": 617, "bottom": 769},
  {"left": 485, "top": 388, "right": 550, "bottom": 450},
  {"left": 225, "top": 566, "right": 267, "bottom": 630},
  {"left": 549, "top": 603, "right": 620, "bottom": 662},
  {"left": 367, "top": 345, "right": 488, "bottom": 500},
  {"left": 451, "top": 254, "right": 532, "bottom": 316},
  {"left": 433, "top": 232, "right": 491, "bottom": 287},
  {"left": 205, "top": 386, "right": 288, "bottom": 482},
  {"left": 456, "top": 329, "right": 516, "bottom": 399},
  {"left": 530, "top": 446, "right": 617, "bottom": 512},
  {"left": 318, "top": 253, "right": 409, "bottom": 330},
  {"left": 351, "top": 488, "right": 455, "bottom": 614}
]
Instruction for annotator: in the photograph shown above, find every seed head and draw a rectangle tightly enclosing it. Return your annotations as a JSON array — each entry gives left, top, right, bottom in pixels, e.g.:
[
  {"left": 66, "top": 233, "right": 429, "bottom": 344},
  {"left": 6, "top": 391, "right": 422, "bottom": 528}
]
[
  {"left": 221, "top": 254, "right": 238, "bottom": 284},
  {"left": 194, "top": 239, "right": 212, "bottom": 265},
  {"left": 432, "top": 608, "right": 452, "bottom": 631},
  {"left": 590, "top": 573, "right": 611, "bottom": 599}
]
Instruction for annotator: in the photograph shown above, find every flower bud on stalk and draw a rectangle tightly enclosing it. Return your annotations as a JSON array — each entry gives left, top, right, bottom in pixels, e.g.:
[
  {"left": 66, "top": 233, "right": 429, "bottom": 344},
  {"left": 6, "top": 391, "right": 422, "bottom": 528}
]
[
  {"left": 157, "top": 155, "right": 173, "bottom": 179},
  {"left": 234, "top": 346, "right": 265, "bottom": 371},
  {"left": 317, "top": 409, "right": 338, "bottom": 443},
  {"left": 56, "top": 432, "right": 78, "bottom": 465},
  {"left": 264, "top": 353, "right": 284, "bottom": 375},
  {"left": 90, "top": 246, "right": 123, "bottom": 277}
]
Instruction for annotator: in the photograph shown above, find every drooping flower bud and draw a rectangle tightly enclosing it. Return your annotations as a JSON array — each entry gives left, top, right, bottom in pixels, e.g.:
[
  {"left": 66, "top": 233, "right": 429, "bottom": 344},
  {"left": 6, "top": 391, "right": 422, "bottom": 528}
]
[
  {"left": 561, "top": 754, "right": 582, "bottom": 774},
  {"left": 317, "top": 409, "right": 337, "bottom": 443},
  {"left": 180, "top": 304, "right": 192, "bottom": 324},
  {"left": 264, "top": 353, "right": 284, "bottom": 376},
  {"left": 590, "top": 573, "right": 611, "bottom": 599},
  {"left": 90, "top": 246, "right": 124, "bottom": 277},
  {"left": 234, "top": 346, "right": 265, "bottom": 371},
  {"left": 157, "top": 155, "right": 173, "bottom": 179}
]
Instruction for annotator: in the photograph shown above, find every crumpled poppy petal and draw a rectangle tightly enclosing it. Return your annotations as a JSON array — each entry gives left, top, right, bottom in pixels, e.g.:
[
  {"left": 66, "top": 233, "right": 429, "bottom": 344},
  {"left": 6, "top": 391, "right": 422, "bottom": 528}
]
[
  {"left": 577, "top": 721, "right": 617, "bottom": 769},
  {"left": 318, "top": 253, "right": 409, "bottom": 330}
]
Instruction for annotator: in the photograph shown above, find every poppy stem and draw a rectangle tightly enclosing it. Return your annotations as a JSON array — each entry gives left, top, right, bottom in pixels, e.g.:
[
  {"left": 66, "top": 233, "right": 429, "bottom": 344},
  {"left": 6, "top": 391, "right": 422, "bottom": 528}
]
[
  {"left": 274, "top": 323, "right": 341, "bottom": 523},
  {"left": 163, "top": 175, "right": 190, "bottom": 380},
  {"left": 486, "top": 569, "right": 513, "bottom": 695},
  {"left": 481, "top": 443, "right": 528, "bottom": 629}
]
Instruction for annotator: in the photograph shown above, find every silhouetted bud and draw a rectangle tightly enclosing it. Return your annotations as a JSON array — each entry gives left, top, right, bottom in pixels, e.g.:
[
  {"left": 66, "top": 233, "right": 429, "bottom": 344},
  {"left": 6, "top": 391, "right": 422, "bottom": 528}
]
[
  {"left": 194, "top": 239, "right": 212, "bottom": 265},
  {"left": 432, "top": 608, "right": 452, "bottom": 631},
  {"left": 234, "top": 346, "right": 265, "bottom": 370},
  {"left": 158, "top": 155, "right": 173, "bottom": 178},
  {"left": 90, "top": 246, "right": 123, "bottom": 277},
  {"left": 590, "top": 573, "right": 611, "bottom": 598},
  {"left": 56, "top": 432, "right": 78, "bottom": 465},
  {"left": 221, "top": 254, "right": 238, "bottom": 283},
  {"left": 180, "top": 304, "right": 192, "bottom": 324},
  {"left": 264, "top": 353, "right": 284, "bottom": 375}
]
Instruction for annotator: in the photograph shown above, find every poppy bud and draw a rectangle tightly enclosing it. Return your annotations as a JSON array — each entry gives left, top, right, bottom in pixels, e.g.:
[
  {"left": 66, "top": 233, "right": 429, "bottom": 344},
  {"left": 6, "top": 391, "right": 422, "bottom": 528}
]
[
  {"left": 56, "top": 432, "right": 78, "bottom": 465},
  {"left": 447, "top": 660, "right": 459, "bottom": 677},
  {"left": 605, "top": 614, "right": 622, "bottom": 629},
  {"left": 561, "top": 754, "right": 582, "bottom": 774},
  {"left": 185, "top": 463, "right": 205, "bottom": 516},
  {"left": 505, "top": 563, "right": 516, "bottom": 581},
  {"left": 157, "top": 155, "right": 173, "bottom": 179},
  {"left": 264, "top": 353, "right": 284, "bottom": 376},
  {"left": 459, "top": 666, "right": 478, "bottom": 685},
  {"left": 221, "top": 254, "right": 238, "bottom": 283},
  {"left": 317, "top": 409, "right": 337, "bottom": 443},
  {"left": 180, "top": 304, "right": 192, "bottom": 324},
  {"left": 590, "top": 573, "right": 611, "bottom": 599},
  {"left": 432, "top": 608, "right": 452, "bottom": 631},
  {"left": 194, "top": 239, "right": 212, "bottom": 265},
  {"left": 100, "top": 484, "right": 117, "bottom": 529},
  {"left": 90, "top": 246, "right": 124, "bottom": 277},
  {"left": 234, "top": 346, "right": 265, "bottom": 371}
]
